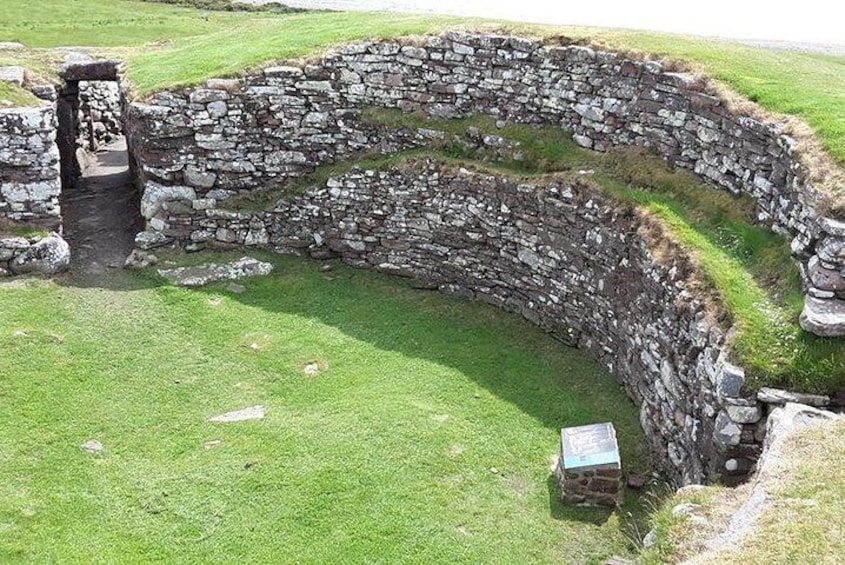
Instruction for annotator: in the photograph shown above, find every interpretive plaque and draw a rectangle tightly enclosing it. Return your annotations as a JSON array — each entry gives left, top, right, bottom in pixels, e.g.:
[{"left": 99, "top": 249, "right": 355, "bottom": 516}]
[
  {"left": 553, "top": 422, "right": 623, "bottom": 507},
  {"left": 561, "top": 422, "right": 620, "bottom": 470}
]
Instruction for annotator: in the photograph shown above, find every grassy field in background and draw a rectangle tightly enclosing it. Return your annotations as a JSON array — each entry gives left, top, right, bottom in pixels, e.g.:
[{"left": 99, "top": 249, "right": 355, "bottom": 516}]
[
  {"left": 0, "top": 254, "right": 649, "bottom": 563},
  {"left": 0, "top": 0, "right": 844, "bottom": 166}
]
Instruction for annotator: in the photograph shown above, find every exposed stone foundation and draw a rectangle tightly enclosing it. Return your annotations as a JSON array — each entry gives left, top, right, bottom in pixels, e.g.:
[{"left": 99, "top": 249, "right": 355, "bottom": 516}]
[{"left": 137, "top": 158, "right": 766, "bottom": 485}]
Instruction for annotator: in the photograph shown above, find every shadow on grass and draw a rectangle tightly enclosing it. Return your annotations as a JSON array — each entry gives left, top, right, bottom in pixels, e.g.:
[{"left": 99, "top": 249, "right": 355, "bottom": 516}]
[{"left": 54, "top": 249, "right": 649, "bottom": 530}]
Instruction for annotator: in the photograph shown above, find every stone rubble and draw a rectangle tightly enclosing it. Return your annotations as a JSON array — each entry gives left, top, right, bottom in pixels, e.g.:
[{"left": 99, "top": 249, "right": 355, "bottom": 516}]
[{"left": 1, "top": 234, "right": 70, "bottom": 276}]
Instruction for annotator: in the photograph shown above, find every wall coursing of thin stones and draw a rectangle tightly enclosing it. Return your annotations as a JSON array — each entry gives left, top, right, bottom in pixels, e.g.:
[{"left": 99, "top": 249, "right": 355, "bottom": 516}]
[
  {"left": 0, "top": 105, "right": 61, "bottom": 228},
  {"left": 123, "top": 31, "right": 845, "bottom": 336},
  {"left": 78, "top": 80, "right": 122, "bottom": 151},
  {"left": 138, "top": 158, "right": 766, "bottom": 486}
]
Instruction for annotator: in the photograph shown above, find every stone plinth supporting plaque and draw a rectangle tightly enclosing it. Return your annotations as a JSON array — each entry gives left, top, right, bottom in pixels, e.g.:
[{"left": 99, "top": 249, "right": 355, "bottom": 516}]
[{"left": 553, "top": 422, "right": 623, "bottom": 507}]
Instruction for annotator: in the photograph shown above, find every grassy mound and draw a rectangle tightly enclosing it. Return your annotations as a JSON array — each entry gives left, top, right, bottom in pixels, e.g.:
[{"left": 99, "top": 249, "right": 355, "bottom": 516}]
[{"left": 0, "top": 254, "right": 650, "bottom": 563}]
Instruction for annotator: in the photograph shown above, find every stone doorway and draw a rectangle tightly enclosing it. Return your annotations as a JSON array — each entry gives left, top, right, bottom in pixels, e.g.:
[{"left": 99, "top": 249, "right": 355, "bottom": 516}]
[{"left": 56, "top": 60, "right": 143, "bottom": 275}]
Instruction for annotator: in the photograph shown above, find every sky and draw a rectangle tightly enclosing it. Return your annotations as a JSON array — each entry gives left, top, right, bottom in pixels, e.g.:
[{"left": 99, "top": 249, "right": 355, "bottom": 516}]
[{"left": 258, "top": 0, "right": 845, "bottom": 47}]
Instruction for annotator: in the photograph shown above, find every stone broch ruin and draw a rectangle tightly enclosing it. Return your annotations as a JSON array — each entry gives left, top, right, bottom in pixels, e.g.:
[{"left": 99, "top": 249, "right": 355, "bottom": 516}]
[{"left": 2, "top": 31, "right": 844, "bottom": 489}]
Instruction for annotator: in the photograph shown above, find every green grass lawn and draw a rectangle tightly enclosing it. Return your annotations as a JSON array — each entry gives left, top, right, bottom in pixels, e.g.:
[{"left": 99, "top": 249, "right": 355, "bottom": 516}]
[{"left": 0, "top": 254, "right": 650, "bottom": 563}]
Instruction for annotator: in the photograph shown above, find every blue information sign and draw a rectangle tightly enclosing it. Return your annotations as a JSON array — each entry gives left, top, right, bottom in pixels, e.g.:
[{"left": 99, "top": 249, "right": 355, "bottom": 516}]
[{"left": 561, "top": 422, "right": 620, "bottom": 470}]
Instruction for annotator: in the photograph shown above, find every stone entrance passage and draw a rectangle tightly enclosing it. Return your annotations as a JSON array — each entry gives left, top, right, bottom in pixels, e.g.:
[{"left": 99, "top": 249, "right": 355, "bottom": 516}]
[
  {"left": 61, "top": 137, "right": 142, "bottom": 274},
  {"left": 56, "top": 59, "right": 142, "bottom": 275}
]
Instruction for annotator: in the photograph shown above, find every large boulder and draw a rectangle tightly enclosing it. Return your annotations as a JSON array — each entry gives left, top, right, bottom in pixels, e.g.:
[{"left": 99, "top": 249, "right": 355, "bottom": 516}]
[{"left": 9, "top": 235, "right": 70, "bottom": 275}]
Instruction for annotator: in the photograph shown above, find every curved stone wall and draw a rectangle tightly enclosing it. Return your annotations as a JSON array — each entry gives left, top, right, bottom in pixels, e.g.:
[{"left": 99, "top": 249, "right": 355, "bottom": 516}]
[
  {"left": 125, "top": 31, "right": 845, "bottom": 336},
  {"left": 135, "top": 158, "right": 765, "bottom": 485}
]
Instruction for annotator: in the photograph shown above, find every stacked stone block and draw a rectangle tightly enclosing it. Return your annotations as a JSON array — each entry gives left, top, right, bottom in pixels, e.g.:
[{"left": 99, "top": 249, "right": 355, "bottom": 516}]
[
  {"left": 78, "top": 80, "right": 123, "bottom": 151},
  {"left": 0, "top": 105, "right": 61, "bottom": 228}
]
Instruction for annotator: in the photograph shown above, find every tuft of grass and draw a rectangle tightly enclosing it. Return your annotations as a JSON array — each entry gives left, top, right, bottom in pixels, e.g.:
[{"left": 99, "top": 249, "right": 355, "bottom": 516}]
[
  {"left": 139, "top": 0, "right": 308, "bottom": 12},
  {"left": 0, "top": 81, "right": 39, "bottom": 108},
  {"left": 0, "top": 252, "right": 650, "bottom": 563},
  {"left": 126, "top": 12, "right": 459, "bottom": 95}
]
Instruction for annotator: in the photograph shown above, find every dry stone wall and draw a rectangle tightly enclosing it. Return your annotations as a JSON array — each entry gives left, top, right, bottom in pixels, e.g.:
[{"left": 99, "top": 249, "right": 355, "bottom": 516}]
[
  {"left": 0, "top": 105, "right": 61, "bottom": 229},
  {"left": 78, "top": 80, "right": 123, "bottom": 151},
  {"left": 124, "top": 31, "right": 845, "bottom": 336},
  {"left": 137, "top": 159, "right": 765, "bottom": 486}
]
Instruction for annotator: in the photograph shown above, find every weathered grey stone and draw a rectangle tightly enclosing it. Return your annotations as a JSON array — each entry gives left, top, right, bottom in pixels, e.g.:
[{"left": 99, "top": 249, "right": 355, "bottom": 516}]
[
  {"left": 799, "top": 295, "right": 845, "bottom": 337},
  {"left": 184, "top": 167, "right": 217, "bottom": 189},
  {"left": 158, "top": 256, "right": 273, "bottom": 287},
  {"left": 807, "top": 255, "right": 845, "bottom": 291},
  {"left": 717, "top": 360, "right": 745, "bottom": 398},
  {"left": 816, "top": 237, "right": 845, "bottom": 265},
  {"left": 81, "top": 439, "right": 104, "bottom": 454},
  {"left": 124, "top": 249, "right": 158, "bottom": 269},
  {"left": 141, "top": 182, "right": 197, "bottom": 219},
  {"left": 9, "top": 235, "right": 70, "bottom": 275},
  {"left": 135, "top": 230, "right": 171, "bottom": 250},
  {"left": 725, "top": 403, "right": 762, "bottom": 424},
  {"left": 757, "top": 387, "right": 831, "bottom": 408},
  {"left": 714, "top": 410, "right": 742, "bottom": 447},
  {"left": 0, "top": 66, "right": 25, "bottom": 87}
]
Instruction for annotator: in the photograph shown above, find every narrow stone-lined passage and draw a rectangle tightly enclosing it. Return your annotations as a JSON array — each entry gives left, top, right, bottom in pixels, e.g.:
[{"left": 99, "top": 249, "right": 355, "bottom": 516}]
[{"left": 61, "top": 137, "right": 142, "bottom": 276}]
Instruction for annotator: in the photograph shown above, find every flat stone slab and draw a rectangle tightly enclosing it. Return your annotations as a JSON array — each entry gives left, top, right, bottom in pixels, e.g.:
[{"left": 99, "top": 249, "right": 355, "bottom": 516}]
[
  {"left": 209, "top": 405, "right": 265, "bottom": 423},
  {"left": 81, "top": 439, "right": 104, "bottom": 454},
  {"left": 799, "top": 295, "right": 845, "bottom": 337},
  {"left": 0, "top": 66, "right": 25, "bottom": 87},
  {"left": 158, "top": 256, "right": 273, "bottom": 287},
  {"left": 757, "top": 387, "right": 831, "bottom": 407}
]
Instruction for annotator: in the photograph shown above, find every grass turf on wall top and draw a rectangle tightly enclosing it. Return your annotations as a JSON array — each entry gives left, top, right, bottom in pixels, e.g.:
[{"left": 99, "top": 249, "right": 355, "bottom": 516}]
[{"left": 1, "top": 0, "right": 845, "bottom": 169}]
